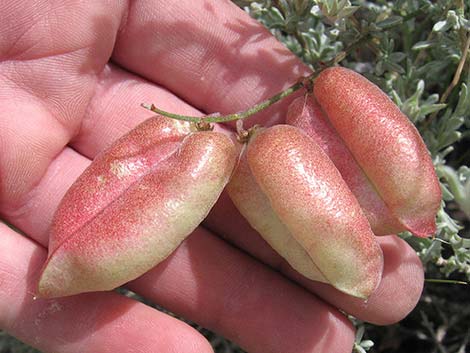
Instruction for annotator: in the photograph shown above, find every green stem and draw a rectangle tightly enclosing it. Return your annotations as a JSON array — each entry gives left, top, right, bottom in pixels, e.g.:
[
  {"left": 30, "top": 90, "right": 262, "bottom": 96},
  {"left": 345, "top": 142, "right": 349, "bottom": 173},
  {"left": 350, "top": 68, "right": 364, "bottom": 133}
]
[
  {"left": 142, "top": 33, "right": 371, "bottom": 124},
  {"left": 141, "top": 80, "right": 304, "bottom": 124},
  {"left": 427, "top": 35, "right": 470, "bottom": 123}
]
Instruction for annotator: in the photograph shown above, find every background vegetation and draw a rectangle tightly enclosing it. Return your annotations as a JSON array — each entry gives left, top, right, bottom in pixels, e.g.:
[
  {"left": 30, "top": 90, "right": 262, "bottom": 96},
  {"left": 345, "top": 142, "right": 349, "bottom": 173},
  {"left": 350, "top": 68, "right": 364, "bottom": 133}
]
[{"left": 1, "top": 1, "right": 469, "bottom": 352}]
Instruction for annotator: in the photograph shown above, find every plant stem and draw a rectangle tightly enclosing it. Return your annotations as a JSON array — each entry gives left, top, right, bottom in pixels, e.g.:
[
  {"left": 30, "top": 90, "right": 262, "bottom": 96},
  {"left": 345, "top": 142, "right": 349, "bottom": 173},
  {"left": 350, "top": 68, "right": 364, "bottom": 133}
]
[
  {"left": 427, "top": 36, "right": 470, "bottom": 122},
  {"left": 142, "top": 32, "right": 370, "bottom": 124},
  {"left": 141, "top": 80, "right": 303, "bottom": 124},
  {"left": 439, "top": 35, "right": 470, "bottom": 104}
]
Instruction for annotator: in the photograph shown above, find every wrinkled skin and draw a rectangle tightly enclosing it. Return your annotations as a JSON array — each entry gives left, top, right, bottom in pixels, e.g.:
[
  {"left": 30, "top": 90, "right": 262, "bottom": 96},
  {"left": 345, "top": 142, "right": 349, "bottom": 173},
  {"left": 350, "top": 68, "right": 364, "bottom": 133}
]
[{"left": 0, "top": 1, "right": 426, "bottom": 353}]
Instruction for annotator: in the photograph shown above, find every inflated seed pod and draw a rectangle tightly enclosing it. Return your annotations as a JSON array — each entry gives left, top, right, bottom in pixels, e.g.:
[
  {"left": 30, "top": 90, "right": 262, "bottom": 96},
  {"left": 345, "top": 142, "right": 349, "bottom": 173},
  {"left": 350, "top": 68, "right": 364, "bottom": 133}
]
[
  {"left": 287, "top": 96, "right": 402, "bottom": 235},
  {"left": 227, "top": 145, "right": 327, "bottom": 283},
  {"left": 229, "top": 125, "right": 384, "bottom": 299},
  {"left": 38, "top": 118, "right": 237, "bottom": 298},
  {"left": 313, "top": 67, "right": 441, "bottom": 237},
  {"left": 47, "top": 117, "right": 191, "bottom": 253}
]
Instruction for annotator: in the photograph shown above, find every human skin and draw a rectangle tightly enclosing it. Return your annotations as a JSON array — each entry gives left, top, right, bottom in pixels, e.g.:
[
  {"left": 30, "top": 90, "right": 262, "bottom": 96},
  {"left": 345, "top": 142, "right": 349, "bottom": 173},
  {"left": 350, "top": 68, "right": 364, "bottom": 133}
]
[{"left": 0, "top": 1, "right": 425, "bottom": 353}]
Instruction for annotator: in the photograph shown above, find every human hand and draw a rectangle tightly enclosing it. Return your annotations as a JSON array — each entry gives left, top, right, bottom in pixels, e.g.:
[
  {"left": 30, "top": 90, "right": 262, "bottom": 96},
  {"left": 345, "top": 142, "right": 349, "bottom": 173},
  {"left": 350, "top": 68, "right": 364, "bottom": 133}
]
[{"left": 0, "top": 1, "right": 425, "bottom": 352}]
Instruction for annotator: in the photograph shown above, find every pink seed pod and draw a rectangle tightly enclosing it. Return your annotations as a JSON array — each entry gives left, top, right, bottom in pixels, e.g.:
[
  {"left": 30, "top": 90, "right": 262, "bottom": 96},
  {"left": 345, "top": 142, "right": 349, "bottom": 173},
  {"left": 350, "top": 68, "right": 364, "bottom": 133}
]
[
  {"left": 227, "top": 144, "right": 327, "bottom": 283},
  {"left": 312, "top": 67, "right": 441, "bottom": 237},
  {"left": 229, "top": 125, "right": 384, "bottom": 299},
  {"left": 38, "top": 118, "right": 237, "bottom": 298},
  {"left": 287, "top": 96, "right": 402, "bottom": 235}
]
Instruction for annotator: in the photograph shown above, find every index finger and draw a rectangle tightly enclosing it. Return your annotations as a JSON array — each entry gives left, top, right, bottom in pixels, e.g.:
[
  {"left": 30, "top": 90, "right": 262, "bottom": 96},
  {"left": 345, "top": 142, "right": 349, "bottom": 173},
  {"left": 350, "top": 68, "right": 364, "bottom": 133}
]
[{"left": 112, "top": 0, "right": 310, "bottom": 127}]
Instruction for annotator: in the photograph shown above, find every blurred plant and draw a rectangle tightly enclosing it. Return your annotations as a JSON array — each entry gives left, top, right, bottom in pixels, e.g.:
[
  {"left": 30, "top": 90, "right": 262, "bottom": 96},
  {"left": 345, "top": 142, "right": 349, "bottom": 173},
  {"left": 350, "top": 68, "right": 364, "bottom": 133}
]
[
  {"left": 353, "top": 321, "right": 375, "bottom": 353},
  {"left": 0, "top": 331, "right": 40, "bottom": 353}
]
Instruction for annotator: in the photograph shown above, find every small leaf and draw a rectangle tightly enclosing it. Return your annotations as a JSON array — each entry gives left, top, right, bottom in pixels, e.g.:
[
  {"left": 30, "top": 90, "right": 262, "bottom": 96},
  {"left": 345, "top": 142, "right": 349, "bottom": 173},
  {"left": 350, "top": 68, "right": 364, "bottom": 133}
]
[
  {"left": 354, "top": 345, "right": 367, "bottom": 353},
  {"left": 360, "top": 340, "right": 374, "bottom": 350},
  {"left": 419, "top": 103, "right": 447, "bottom": 117},
  {"left": 454, "top": 84, "right": 469, "bottom": 117},
  {"left": 421, "top": 240, "right": 442, "bottom": 264},
  {"left": 412, "top": 40, "right": 435, "bottom": 50},
  {"left": 433, "top": 20, "right": 450, "bottom": 32},
  {"left": 338, "top": 5, "right": 358, "bottom": 18},
  {"left": 440, "top": 131, "right": 462, "bottom": 149},
  {"left": 446, "top": 116, "right": 465, "bottom": 132},
  {"left": 389, "top": 52, "right": 407, "bottom": 63},
  {"left": 382, "top": 60, "right": 405, "bottom": 74},
  {"left": 375, "top": 16, "right": 403, "bottom": 30},
  {"left": 440, "top": 183, "right": 454, "bottom": 201}
]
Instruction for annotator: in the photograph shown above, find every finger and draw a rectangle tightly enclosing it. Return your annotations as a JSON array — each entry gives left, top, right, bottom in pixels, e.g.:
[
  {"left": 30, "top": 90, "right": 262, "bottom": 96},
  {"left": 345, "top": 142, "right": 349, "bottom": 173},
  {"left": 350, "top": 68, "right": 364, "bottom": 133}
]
[
  {"left": 1, "top": 148, "right": 89, "bottom": 246},
  {"left": 128, "top": 227, "right": 355, "bottom": 353},
  {"left": 72, "top": 63, "right": 204, "bottom": 158},
  {"left": 0, "top": 224, "right": 213, "bottom": 353},
  {"left": 112, "top": 0, "right": 310, "bottom": 126},
  {"left": 205, "top": 196, "right": 425, "bottom": 325},
  {"left": 1, "top": 148, "right": 356, "bottom": 353},
  {"left": 288, "top": 235, "right": 425, "bottom": 325}
]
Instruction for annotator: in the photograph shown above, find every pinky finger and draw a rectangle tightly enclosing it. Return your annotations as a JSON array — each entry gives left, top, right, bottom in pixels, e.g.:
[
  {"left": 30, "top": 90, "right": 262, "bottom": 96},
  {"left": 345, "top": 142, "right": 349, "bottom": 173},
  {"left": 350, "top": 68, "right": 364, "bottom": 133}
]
[{"left": 0, "top": 223, "right": 213, "bottom": 353}]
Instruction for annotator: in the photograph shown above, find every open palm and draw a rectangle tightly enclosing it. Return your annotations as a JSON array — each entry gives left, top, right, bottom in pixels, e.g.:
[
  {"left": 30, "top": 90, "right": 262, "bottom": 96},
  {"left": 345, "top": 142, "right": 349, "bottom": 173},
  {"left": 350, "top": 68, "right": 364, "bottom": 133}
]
[{"left": 0, "top": 1, "right": 425, "bottom": 352}]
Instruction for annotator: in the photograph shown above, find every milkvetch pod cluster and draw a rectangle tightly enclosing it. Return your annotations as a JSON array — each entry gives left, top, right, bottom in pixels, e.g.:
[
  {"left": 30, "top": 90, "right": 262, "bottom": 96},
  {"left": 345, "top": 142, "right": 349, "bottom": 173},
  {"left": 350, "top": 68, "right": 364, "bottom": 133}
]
[
  {"left": 227, "top": 67, "right": 441, "bottom": 299},
  {"left": 38, "top": 67, "right": 441, "bottom": 300}
]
